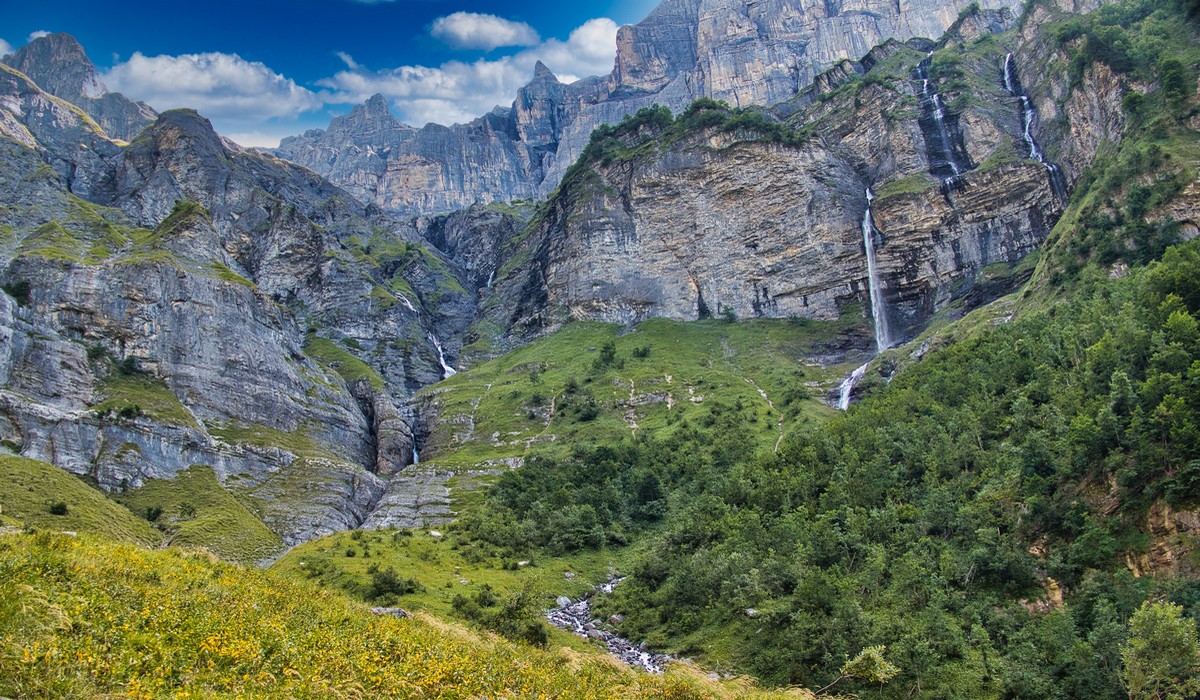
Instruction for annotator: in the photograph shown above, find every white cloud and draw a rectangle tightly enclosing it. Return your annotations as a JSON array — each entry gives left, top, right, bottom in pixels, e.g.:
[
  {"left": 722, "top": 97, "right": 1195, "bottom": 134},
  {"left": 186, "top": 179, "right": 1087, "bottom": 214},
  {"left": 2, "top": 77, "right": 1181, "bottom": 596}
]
[
  {"left": 431, "top": 12, "right": 540, "bottom": 51},
  {"left": 103, "top": 52, "right": 321, "bottom": 124},
  {"left": 225, "top": 131, "right": 289, "bottom": 149},
  {"left": 26, "top": 30, "right": 50, "bottom": 42},
  {"left": 0, "top": 39, "right": 13, "bottom": 57},
  {"left": 321, "top": 17, "right": 618, "bottom": 126},
  {"left": 335, "top": 51, "right": 360, "bottom": 70}
]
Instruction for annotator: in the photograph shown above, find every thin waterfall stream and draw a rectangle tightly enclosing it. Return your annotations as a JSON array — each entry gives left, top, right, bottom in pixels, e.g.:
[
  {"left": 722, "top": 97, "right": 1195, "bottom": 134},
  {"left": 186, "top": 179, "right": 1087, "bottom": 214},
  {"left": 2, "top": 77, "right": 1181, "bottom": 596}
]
[
  {"left": 1003, "top": 53, "right": 1068, "bottom": 200},
  {"left": 914, "top": 53, "right": 969, "bottom": 188},
  {"left": 837, "top": 189, "right": 890, "bottom": 410},
  {"left": 428, "top": 333, "right": 457, "bottom": 379}
]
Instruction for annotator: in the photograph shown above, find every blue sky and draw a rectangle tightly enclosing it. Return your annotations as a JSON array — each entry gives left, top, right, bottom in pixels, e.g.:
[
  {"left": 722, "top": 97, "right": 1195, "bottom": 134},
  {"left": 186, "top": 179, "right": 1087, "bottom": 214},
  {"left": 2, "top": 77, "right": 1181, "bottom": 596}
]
[{"left": 0, "top": 0, "right": 659, "bottom": 146}]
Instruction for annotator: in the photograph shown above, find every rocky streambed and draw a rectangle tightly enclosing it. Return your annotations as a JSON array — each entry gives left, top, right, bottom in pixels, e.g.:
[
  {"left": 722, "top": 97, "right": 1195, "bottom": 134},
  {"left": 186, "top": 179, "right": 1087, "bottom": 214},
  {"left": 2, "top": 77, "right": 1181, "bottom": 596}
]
[{"left": 545, "top": 577, "right": 671, "bottom": 673}]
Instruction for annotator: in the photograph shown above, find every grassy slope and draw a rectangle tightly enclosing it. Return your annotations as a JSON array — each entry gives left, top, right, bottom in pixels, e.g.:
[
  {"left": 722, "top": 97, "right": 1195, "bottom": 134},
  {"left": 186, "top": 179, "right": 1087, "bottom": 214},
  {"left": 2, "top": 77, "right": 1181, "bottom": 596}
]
[
  {"left": 0, "top": 456, "right": 159, "bottom": 545},
  {"left": 421, "top": 318, "right": 857, "bottom": 471},
  {"left": 0, "top": 532, "right": 800, "bottom": 699},
  {"left": 113, "top": 465, "right": 284, "bottom": 564},
  {"left": 272, "top": 529, "right": 638, "bottom": 649}
]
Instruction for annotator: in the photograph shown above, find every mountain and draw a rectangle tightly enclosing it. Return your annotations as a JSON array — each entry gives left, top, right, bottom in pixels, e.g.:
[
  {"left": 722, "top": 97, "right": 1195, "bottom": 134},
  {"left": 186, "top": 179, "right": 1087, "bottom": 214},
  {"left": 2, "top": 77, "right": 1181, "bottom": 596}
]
[
  {"left": 2, "top": 33, "right": 157, "bottom": 141},
  {"left": 277, "top": 0, "right": 1020, "bottom": 217},
  {"left": 1, "top": 0, "right": 1200, "bottom": 695},
  {"left": 0, "top": 57, "right": 478, "bottom": 546}
]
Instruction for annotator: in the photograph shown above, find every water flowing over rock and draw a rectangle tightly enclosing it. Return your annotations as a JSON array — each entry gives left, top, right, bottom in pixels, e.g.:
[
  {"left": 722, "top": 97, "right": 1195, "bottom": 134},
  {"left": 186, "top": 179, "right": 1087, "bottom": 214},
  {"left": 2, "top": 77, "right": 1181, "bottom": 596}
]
[
  {"left": 914, "top": 54, "right": 972, "bottom": 189},
  {"left": 545, "top": 577, "right": 671, "bottom": 673},
  {"left": 837, "top": 362, "right": 871, "bottom": 411},
  {"left": 1004, "top": 52, "right": 1069, "bottom": 200},
  {"left": 861, "top": 188, "right": 891, "bottom": 353}
]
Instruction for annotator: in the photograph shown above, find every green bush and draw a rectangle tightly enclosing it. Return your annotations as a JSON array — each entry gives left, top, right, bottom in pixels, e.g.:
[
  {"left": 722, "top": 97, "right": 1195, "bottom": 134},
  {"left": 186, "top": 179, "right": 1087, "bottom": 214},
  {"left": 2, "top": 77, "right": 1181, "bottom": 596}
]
[{"left": 1, "top": 280, "right": 31, "bottom": 306}]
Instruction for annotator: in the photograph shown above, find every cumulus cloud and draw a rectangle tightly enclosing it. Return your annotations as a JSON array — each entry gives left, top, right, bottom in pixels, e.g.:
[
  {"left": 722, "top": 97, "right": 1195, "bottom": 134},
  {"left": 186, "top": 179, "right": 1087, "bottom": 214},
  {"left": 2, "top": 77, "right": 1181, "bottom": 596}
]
[
  {"left": 26, "top": 30, "right": 50, "bottom": 42},
  {"left": 103, "top": 52, "right": 321, "bottom": 124},
  {"left": 431, "top": 12, "right": 540, "bottom": 51},
  {"left": 321, "top": 17, "right": 618, "bottom": 126},
  {"left": 0, "top": 39, "right": 13, "bottom": 57}
]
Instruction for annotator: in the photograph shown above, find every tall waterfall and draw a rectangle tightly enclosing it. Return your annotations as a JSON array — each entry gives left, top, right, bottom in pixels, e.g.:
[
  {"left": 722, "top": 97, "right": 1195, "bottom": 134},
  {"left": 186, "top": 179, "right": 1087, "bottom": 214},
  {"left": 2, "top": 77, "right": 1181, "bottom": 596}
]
[
  {"left": 862, "top": 188, "right": 891, "bottom": 353},
  {"left": 914, "top": 54, "right": 969, "bottom": 188},
  {"left": 838, "top": 189, "right": 891, "bottom": 410},
  {"left": 429, "top": 333, "right": 457, "bottom": 379},
  {"left": 1003, "top": 53, "right": 1068, "bottom": 200}
]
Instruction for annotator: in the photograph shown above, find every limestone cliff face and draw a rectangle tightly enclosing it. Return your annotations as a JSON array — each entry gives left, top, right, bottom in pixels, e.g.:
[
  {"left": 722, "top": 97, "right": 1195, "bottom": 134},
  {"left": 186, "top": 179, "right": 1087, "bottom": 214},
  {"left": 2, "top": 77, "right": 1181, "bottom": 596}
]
[
  {"left": 2, "top": 33, "right": 157, "bottom": 142},
  {"left": 276, "top": 93, "right": 550, "bottom": 217},
  {"left": 276, "top": 0, "right": 1021, "bottom": 217},
  {"left": 490, "top": 28, "right": 1069, "bottom": 347},
  {"left": 0, "top": 65, "right": 477, "bottom": 544}
]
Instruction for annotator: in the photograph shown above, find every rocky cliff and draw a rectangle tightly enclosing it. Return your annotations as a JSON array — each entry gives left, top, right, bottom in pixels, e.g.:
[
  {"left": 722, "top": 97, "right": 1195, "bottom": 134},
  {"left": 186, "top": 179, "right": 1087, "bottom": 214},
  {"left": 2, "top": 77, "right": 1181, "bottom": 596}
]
[
  {"left": 2, "top": 33, "right": 157, "bottom": 142},
  {"left": 277, "top": 0, "right": 1021, "bottom": 217},
  {"left": 0, "top": 57, "right": 479, "bottom": 545},
  {"left": 477, "top": 12, "right": 1099, "bottom": 352}
]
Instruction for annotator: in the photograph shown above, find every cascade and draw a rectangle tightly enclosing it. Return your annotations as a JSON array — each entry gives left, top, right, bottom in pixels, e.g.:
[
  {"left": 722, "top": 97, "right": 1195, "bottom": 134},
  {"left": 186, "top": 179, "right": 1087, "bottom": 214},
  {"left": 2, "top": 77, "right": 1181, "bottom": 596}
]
[
  {"left": 862, "top": 188, "right": 891, "bottom": 353},
  {"left": 837, "top": 362, "right": 870, "bottom": 411},
  {"left": 914, "top": 54, "right": 969, "bottom": 188},
  {"left": 412, "top": 446, "right": 419, "bottom": 465},
  {"left": 429, "top": 333, "right": 457, "bottom": 379},
  {"left": 838, "top": 189, "right": 891, "bottom": 410},
  {"left": 1003, "top": 53, "right": 1068, "bottom": 200}
]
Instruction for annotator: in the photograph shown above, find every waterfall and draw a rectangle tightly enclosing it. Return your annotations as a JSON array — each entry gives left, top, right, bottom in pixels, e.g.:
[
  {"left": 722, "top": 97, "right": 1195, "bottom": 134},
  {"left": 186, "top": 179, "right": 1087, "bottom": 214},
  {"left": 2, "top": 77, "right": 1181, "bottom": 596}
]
[
  {"left": 914, "top": 54, "right": 968, "bottom": 188},
  {"left": 412, "top": 446, "right": 419, "bottom": 465},
  {"left": 1004, "top": 53, "right": 1068, "bottom": 200},
  {"left": 429, "top": 333, "right": 457, "bottom": 379},
  {"left": 837, "top": 362, "right": 870, "bottom": 411},
  {"left": 839, "top": 189, "right": 891, "bottom": 410},
  {"left": 862, "top": 188, "right": 891, "bottom": 353},
  {"left": 486, "top": 269, "right": 495, "bottom": 288}
]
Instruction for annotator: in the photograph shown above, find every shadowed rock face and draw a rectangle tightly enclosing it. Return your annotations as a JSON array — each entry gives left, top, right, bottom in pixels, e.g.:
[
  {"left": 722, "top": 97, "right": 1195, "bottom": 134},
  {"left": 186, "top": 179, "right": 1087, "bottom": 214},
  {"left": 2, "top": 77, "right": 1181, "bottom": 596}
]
[
  {"left": 275, "top": 0, "right": 1021, "bottom": 217},
  {"left": 2, "top": 33, "right": 157, "bottom": 141}
]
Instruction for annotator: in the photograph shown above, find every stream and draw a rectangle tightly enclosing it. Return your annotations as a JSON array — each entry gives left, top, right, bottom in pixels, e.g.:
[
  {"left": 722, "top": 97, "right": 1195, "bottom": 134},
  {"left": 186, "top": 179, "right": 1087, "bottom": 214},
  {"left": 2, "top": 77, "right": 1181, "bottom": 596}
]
[{"left": 545, "top": 577, "right": 671, "bottom": 673}]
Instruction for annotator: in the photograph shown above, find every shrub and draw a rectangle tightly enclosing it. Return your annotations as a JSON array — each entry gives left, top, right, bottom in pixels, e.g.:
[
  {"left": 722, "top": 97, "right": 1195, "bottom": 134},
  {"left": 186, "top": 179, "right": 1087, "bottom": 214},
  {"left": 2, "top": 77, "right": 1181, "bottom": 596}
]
[
  {"left": 48, "top": 501, "right": 69, "bottom": 516},
  {"left": 2, "top": 280, "right": 31, "bottom": 306},
  {"left": 366, "top": 565, "right": 422, "bottom": 603}
]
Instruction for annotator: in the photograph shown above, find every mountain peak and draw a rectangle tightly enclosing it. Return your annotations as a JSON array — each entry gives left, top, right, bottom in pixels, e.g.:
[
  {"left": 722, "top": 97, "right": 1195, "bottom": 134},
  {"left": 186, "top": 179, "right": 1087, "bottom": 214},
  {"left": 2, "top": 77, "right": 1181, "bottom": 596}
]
[
  {"left": 3, "top": 32, "right": 107, "bottom": 100},
  {"left": 364, "top": 93, "right": 391, "bottom": 114},
  {"left": 531, "top": 61, "right": 559, "bottom": 84}
]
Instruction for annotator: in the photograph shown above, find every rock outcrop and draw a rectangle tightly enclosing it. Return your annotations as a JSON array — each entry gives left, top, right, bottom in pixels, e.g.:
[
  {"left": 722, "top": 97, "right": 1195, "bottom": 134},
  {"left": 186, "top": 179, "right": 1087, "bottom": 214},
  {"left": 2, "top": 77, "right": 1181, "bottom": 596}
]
[
  {"left": 276, "top": 0, "right": 1021, "bottom": 217},
  {"left": 2, "top": 33, "right": 157, "bottom": 141}
]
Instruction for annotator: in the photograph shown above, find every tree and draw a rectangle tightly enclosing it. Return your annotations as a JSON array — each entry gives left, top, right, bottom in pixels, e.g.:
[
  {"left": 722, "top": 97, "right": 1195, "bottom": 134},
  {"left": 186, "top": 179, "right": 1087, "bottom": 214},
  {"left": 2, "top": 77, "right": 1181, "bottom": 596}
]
[
  {"left": 1120, "top": 601, "right": 1200, "bottom": 699},
  {"left": 816, "top": 645, "right": 900, "bottom": 695}
]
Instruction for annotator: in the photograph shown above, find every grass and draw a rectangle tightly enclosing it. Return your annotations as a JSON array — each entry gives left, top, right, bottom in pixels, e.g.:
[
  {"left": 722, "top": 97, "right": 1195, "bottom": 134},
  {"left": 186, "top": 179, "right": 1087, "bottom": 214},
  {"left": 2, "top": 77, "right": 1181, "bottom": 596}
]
[
  {"left": 0, "top": 456, "right": 159, "bottom": 545},
  {"left": 91, "top": 373, "right": 198, "bottom": 428},
  {"left": 0, "top": 532, "right": 801, "bottom": 698},
  {"left": 304, "top": 335, "right": 386, "bottom": 391},
  {"left": 872, "top": 173, "right": 938, "bottom": 200},
  {"left": 418, "top": 318, "right": 853, "bottom": 471},
  {"left": 112, "top": 465, "right": 284, "bottom": 564},
  {"left": 207, "top": 261, "right": 255, "bottom": 288},
  {"left": 207, "top": 420, "right": 339, "bottom": 461},
  {"left": 273, "top": 528, "right": 634, "bottom": 637}
]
